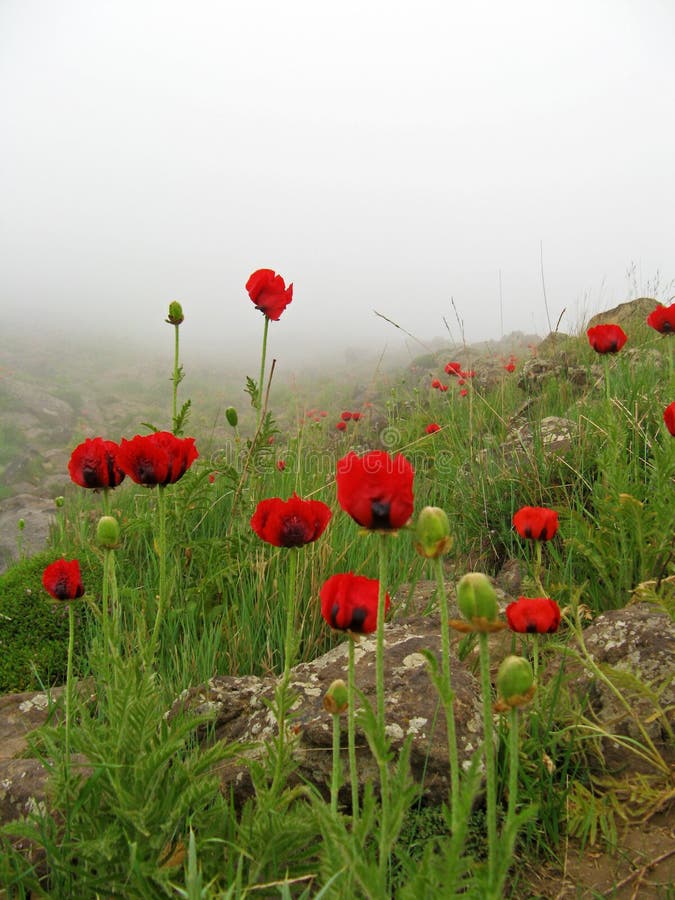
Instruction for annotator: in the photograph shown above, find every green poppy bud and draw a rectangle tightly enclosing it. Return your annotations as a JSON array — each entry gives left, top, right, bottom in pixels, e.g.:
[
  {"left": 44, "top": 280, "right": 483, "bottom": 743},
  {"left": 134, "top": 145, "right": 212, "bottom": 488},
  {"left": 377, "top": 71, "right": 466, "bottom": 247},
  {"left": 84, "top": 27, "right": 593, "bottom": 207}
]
[
  {"left": 457, "top": 573, "right": 499, "bottom": 625},
  {"left": 166, "top": 301, "right": 184, "bottom": 325},
  {"left": 415, "top": 506, "right": 452, "bottom": 558},
  {"left": 54, "top": 496, "right": 65, "bottom": 508},
  {"left": 323, "top": 679, "right": 349, "bottom": 715},
  {"left": 496, "top": 655, "right": 536, "bottom": 708},
  {"left": 17, "top": 518, "right": 25, "bottom": 531},
  {"left": 225, "top": 406, "right": 239, "bottom": 428},
  {"left": 96, "top": 515, "right": 121, "bottom": 549}
]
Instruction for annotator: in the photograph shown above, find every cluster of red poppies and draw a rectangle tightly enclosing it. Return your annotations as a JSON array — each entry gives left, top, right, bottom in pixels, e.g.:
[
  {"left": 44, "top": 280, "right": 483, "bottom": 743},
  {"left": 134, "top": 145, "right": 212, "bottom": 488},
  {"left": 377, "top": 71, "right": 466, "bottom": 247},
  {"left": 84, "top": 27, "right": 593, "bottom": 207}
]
[
  {"left": 68, "top": 432, "right": 199, "bottom": 490},
  {"left": 508, "top": 505, "right": 562, "bottom": 633},
  {"left": 250, "top": 449, "right": 414, "bottom": 634}
]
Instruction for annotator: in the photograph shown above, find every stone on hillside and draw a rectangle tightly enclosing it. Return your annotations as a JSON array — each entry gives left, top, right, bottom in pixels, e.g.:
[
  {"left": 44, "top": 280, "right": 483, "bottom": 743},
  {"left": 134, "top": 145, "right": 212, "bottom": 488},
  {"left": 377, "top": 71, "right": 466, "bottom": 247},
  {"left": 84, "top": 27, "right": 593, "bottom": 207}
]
[
  {"left": 561, "top": 603, "right": 674, "bottom": 775},
  {"left": 0, "top": 494, "right": 57, "bottom": 574},
  {"left": 171, "top": 615, "right": 485, "bottom": 807}
]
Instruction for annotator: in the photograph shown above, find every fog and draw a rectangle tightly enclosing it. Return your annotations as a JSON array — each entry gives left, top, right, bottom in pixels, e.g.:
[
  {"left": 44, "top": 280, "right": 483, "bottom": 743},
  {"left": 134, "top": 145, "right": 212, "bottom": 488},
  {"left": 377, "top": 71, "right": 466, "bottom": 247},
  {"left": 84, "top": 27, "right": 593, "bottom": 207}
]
[{"left": 2, "top": 0, "right": 674, "bottom": 368}]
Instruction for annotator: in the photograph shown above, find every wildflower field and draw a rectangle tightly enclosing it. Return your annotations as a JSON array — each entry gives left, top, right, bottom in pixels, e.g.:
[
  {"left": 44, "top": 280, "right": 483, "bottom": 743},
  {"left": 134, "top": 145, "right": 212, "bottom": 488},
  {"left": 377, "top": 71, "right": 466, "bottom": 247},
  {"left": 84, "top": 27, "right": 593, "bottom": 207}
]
[{"left": 0, "top": 275, "right": 673, "bottom": 899}]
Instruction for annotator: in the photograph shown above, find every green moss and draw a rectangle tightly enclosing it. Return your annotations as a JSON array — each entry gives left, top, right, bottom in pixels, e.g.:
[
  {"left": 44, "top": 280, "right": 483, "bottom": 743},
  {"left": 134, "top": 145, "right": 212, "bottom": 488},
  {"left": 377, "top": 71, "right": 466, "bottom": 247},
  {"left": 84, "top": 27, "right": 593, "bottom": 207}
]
[{"left": 0, "top": 551, "right": 100, "bottom": 694}]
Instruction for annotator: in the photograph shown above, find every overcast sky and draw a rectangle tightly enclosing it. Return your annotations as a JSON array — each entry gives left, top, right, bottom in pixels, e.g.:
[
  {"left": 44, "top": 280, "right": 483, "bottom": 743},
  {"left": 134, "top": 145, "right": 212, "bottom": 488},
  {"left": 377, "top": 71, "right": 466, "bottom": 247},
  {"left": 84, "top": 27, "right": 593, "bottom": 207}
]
[{"left": 1, "top": 0, "right": 674, "bottom": 362}]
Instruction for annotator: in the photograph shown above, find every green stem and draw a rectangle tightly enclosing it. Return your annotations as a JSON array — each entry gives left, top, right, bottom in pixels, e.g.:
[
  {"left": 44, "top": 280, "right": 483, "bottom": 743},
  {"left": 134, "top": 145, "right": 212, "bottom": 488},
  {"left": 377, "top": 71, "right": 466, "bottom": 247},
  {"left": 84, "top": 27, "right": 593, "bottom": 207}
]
[
  {"left": 64, "top": 601, "right": 75, "bottom": 858},
  {"left": 603, "top": 355, "right": 611, "bottom": 403},
  {"left": 257, "top": 316, "right": 270, "bottom": 428},
  {"left": 376, "top": 533, "right": 390, "bottom": 879},
  {"left": 172, "top": 323, "right": 180, "bottom": 433},
  {"left": 348, "top": 637, "right": 359, "bottom": 823},
  {"left": 478, "top": 631, "right": 497, "bottom": 892},
  {"left": 507, "top": 707, "right": 519, "bottom": 829},
  {"left": 283, "top": 548, "right": 298, "bottom": 679},
  {"left": 331, "top": 713, "right": 342, "bottom": 815},
  {"left": 271, "top": 548, "right": 298, "bottom": 797},
  {"left": 146, "top": 485, "right": 167, "bottom": 666},
  {"left": 434, "top": 556, "right": 459, "bottom": 833}
]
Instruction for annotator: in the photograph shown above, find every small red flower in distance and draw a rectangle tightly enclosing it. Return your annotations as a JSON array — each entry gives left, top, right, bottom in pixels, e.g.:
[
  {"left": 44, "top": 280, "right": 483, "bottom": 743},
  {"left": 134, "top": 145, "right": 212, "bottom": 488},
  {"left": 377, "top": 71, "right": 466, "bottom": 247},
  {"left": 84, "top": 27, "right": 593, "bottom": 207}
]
[
  {"left": 586, "top": 324, "right": 627, "bottom": 354},
  {"left": 320, "top": 572, "right": 390, "bottom": 634},
  {"left": 117, "top": 432, "right": 199, "bottom": 486},
  {"left": 209, "top": 473, "right": 216, "bottom": 484},
  {"left": 459, "top": 389, "right": 468, "bottom": 397},
  {"left": 445, "top": 361, "right": 462, "bottom": 376},
  {"left": 513, "top": 506, "right": 559, "bottom": 541},
  {"left": 337, "top": 450, "right": 414, "bottom": 530},
  {"left": 425, "top": 423, "right": 441, "bottom": 434},
  {"left": 68, "top": 437, "right": 126, "bottom": 490},
  {"left": 319, "top": 411, "right": 328, "bottom": 417},
  {"left": 431, "top": 378, "right": 442, "bottom": 389},
  {"left": 246, "top": 268, "right": 293, "bottom": 321},
  {"left": 276, "top": 459, "right": 286, "bottom": 471},
  {"left": 251, "top": 492, "right": 331, "bottom": 548},
  {"left": 351, "top": 412, "right": 362, "bottom": 421},
  {"left": 506, "top": 597, "right": 561, "bottom": 634},
  {"left": 461, "top": 370, "right": 476, "bottom": 379},
  {"left": 664, "top": 402, "right": 675, "bottom": 436},
  {"left": 647, "top": 302, "right": 675, "bottom": 334},
  {"left": 341, "top": 411, "right": 352, "bottom": 421},
  {"left": 42, "top": 558, "right": 85, "bottom": 600},
  {"left": 504, "top": 362, "right": 516, "bottom": 373},
  {"left": 336, "top": 421, "right": 347, "bottom": 431},
  {"left": 439, "top": 384, "right": 449, "bottom": 392}
]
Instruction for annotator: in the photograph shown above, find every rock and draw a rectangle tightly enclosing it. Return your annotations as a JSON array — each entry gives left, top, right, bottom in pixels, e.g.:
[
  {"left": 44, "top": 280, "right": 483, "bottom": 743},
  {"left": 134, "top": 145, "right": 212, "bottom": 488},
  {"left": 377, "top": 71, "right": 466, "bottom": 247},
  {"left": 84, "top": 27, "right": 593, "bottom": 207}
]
[
  {"left": 0, "top": 494, "right": 57, "bottom": 574},
  {"left": 561, "top": 603, "right": 675, "bottom": 775},
  {"left": 171, "top": 615, "right": 485, "bottom": 808},
  {"left": 586, "top": 297, "right": 657, "bottom": 332}
]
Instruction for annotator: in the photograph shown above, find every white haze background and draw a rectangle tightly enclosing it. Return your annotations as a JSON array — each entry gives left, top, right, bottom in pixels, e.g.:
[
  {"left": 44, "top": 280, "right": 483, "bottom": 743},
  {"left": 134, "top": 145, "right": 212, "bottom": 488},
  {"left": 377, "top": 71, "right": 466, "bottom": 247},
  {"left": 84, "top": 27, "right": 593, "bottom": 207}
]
[{"left": 1, "top": 0, "right": 674, "bottom": 364}]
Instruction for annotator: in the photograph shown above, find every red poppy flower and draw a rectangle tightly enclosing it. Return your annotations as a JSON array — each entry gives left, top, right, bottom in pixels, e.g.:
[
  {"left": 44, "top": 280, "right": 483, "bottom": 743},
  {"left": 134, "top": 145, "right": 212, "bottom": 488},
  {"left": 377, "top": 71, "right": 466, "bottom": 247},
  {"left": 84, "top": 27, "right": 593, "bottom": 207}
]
[
  {"left": 336, "top": 450, "right": 414, "bottom": 530},
  {"left": 461, "top": 370, "right": 476, "bottom": 379},
  {"left": 42, "top": 558, "right": 85, "bottom": 600},
  {"left": 459, "top": 389, "right": 468, "bottom": 397},
  {"left": 646, "top": 303, "right": 675, "bottom": 334},
  {"left": 117, "top": 432, "right": 199, "bottom": 486},
  {"left": 445, "top": 362, "right": 462, "bottom": 376},
  {"left": 664, "top": 402, "right": 675, "bottom": 436},
  {"left": 439, "top": 384, "right": 449, "bottom": 392},
  {"left": 320, "top": 572, "right": 390, "bottom": 634},
  {"left": 336, "top": 421, "right": 347, "bottom": 431},
  {"left": 276, "top": 459, "right": 286, "bottom": 471},
  {"left": 425, "top": 423, "right": 441, "bottom": 434},
  {"left": 351, "top": 412, "right": 362, "bottom": 421},
  {"left": 504, "top": 362, "right": 516, "bottom": 373},
  {"left": 513, "top": 505, "right": 559, "bottom": 541},
  {"left": 68, "top": 437, "right": 126, "bottom": 490},
  {"left": 431, "top": 378, "right": 442, "bottom": 389},
  {"left": 341, "top": 411, "right": 352, "bottom": 421},
  {"left": 251, "top": 492, "right": 331, "bottom": 548},
  {"left": 246, "top": 268, "right": 293, "bottom": 321},
  {"left": 586, "top": 324, "right": 627, "bottom": 354},
  {"left": 506, "top": 596, "right": 561, "bottom": 634}
]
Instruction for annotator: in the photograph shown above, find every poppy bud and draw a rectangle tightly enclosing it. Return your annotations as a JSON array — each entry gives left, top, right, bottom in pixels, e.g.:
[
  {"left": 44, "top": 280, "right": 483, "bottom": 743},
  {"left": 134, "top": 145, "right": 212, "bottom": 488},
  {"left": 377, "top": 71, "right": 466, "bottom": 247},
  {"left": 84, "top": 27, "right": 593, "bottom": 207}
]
[
  {"left": 457, "top": 573, "right": 499, "bottom": 623},
  {"left": 495, "top": 655, "right": 536, "bottom": 709},
  {"left": 323, "top": 679, "right": 349, "bottom": 715},
  {"left": 55, "top": 496, "right": 65, "bottom": 508},
  {"left": 415, "top": 506, "right": 452, "bottom": 558},
  {"left": 225, "top": 406, "right": 239, "bottom": 428},
  {"left": 166, "top": 301, "right": 184, "bottom": 325},
  {"left": 96, "top": 515, "right": 121, "bottom": 549},
  {"left": 18, "top": 518, "right": 25, "bottom": 531}
]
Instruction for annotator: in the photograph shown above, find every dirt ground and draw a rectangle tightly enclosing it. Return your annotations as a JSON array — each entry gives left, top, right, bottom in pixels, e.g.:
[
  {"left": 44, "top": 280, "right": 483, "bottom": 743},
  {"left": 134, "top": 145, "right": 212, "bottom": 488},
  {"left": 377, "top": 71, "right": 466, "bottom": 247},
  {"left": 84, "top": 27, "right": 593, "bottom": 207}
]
[{"left": 519, "top": 806, "right": 674, "bottom": 899}]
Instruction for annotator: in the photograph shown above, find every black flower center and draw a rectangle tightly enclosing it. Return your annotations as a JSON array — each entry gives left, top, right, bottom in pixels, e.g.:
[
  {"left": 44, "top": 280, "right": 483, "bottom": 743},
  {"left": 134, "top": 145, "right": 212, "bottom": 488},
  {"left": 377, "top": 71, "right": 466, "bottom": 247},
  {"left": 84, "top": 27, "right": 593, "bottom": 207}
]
[
  {"left": 281, "top": 515, "right": 310, "bottom": 547},
  {"left": 370, "top": 500, "right": 391, "bottom": 529}
]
